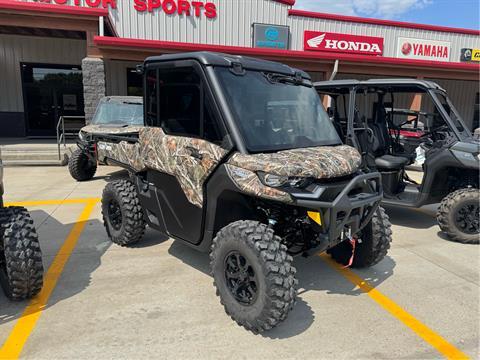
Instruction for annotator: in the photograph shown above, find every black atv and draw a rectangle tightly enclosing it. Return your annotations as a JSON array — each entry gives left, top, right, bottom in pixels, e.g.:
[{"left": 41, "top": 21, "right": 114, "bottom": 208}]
[
  {"left": 315, "top": 79, "right": 479, "bottom": 244},
  {"left": 99, "top": 52, "right": 392, "bottom": 332},
  {"left": 68, "top": 96, "right": 144, "bottom": 181},
  {"left": 0, "top": 150, "right": 44, "bottom": 300}
]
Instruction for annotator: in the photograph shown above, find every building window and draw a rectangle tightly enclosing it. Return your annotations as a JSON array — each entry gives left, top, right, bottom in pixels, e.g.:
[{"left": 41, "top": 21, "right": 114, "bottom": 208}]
[{"left": 126, "top": 68, "right": 143, "bottom": 96}]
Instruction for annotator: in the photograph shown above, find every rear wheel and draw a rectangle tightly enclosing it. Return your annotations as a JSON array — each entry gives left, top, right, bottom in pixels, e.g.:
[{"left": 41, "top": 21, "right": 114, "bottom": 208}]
[
  {"left": 102, "top": 179, "right": 146, "bottom": 246},
  {"left": 328, "top": 207, "right": 392, "bottom": 268},
  {"left": 0, "top": 207, "right": 44, "bottom": 300},
  {"left": 210, "top": 220, "right": 297, "bottom": 333},
  {"left": 437, "top": 188, "right": 479, "bottom": 244},
  {"left": 68, "top": 148, "right": 97, "bottom": 181}
]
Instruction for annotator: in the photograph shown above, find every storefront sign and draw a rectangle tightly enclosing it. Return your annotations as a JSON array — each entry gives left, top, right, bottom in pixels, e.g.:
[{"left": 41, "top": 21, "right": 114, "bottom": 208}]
[
  {"left": 460, "top": 48, "right": 480, "bottom": 62},
  {"left": 473, "top": 49, "right": 480, "bottom": 62},
  {"left": 397, "top": 37, "right": 450, "bottom": 61},
  {"left": 134, "top": 0, "right": 217, "bottom": 17},
  {"left": 304, "top": 31, "right": 384, "bottom": 56},
  {"left": 32, "top": 0, "right": 116, "bottom": 8},
  {"left": 31, "top": 0, "right": 217, "bottom": 18},
  {"left": 253, "top": 24, "right": 289, "bottom": 50}
]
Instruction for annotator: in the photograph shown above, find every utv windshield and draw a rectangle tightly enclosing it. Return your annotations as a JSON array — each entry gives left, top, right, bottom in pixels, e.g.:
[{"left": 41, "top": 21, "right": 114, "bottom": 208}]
[
  {"left": 91, "top": 99, "right": 144, "bottom": 126},
  {"left": 215, "top": 68, "right": 341, "bottom": 152},
  {"left": 431, "top": 91, "right": 470, "bottom": 139}
]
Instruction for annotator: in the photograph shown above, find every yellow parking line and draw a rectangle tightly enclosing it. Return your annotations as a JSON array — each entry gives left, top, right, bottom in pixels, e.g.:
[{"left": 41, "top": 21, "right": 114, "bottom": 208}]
[
  {"left": 0, "top": 199, "right": 98, "bottom": 360},
  {"left": 321, "top": 254, "right": 470, "bottom": 360},
  {"left": 5, "top": 198, "right": 101, "bottom": 207}
]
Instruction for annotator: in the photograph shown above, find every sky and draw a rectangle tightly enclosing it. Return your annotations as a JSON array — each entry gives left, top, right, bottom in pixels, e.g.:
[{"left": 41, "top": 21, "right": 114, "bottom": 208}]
[{"left": 294, "top": 0, "right": 480, "bottom": 30}]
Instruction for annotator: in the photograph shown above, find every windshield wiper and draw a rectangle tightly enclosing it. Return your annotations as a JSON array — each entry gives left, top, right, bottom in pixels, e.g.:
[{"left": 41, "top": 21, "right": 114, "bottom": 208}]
[
  {"left": 122, "top": 102, "right": 142, "bottom": 105},
  {"left": 264, "top": 72, "right": 312, "bottom": 87}
]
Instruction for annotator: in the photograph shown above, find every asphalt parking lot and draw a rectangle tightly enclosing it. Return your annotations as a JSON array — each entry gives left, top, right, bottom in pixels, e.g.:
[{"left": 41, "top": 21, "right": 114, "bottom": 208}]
[{"left": 0, "top": 166, "right": 478, "bottom": 359}]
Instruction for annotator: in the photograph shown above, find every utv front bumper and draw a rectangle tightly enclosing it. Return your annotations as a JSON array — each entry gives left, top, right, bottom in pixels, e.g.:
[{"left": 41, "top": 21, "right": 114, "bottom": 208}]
[{"left": 290, "top": 172, "right": 383, "bottom": 246}]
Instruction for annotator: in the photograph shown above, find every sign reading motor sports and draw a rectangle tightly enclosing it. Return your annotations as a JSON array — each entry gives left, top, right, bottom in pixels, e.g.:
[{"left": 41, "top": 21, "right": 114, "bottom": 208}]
[
  {"left": 31, "top": 0, "right": 217, "bottom": 18},
  {"left": 397, "top": 37, "right": 451, "bottom": 61},
  {"left": 304, "top": 31, "right": 384, "bottom": 56}
]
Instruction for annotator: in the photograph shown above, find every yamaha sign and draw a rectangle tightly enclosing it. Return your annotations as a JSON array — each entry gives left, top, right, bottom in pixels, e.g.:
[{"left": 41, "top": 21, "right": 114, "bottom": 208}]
[
  {"left": 397, "top": 37, "right": 450, "bottom": 61},
  {"left": 304, "top": 31, "right": 384, "bottom": 56}
]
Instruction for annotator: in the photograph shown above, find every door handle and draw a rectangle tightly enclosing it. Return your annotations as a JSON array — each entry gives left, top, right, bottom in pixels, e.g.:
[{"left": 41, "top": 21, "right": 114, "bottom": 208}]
[{"left": 186, "top": 146, "right": 203, "bottom": 160}]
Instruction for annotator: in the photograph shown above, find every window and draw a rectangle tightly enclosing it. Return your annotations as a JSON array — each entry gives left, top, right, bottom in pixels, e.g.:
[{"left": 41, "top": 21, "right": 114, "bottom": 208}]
[
  {"left": 145, "top": 69, "right": 158, "bottom": 126},
  {"left": 126, "top": 68, "right": 143, "bottom": 96},
  {"left": 215, "top": 68, "right": 340, "bottom": 152},
  {"left": 148, "top": 66, "right": 224, "bottom": 144}
]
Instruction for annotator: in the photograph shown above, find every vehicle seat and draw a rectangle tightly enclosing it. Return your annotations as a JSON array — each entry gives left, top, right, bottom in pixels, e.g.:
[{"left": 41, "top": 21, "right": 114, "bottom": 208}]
[{"left": 375, "top": 155, "right": 409, "bottom": 170}]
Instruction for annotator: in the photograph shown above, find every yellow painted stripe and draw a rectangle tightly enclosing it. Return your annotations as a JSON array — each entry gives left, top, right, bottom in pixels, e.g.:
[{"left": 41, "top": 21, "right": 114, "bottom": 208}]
[
  {"left": 5, "top": 198, "right": 101, "bottom": 207},
  {"left": 321, "top": 254, "right": 470, "bottom": 360},
  {"left": 0, "top": 200, "right": 98, "bottom": 360}
]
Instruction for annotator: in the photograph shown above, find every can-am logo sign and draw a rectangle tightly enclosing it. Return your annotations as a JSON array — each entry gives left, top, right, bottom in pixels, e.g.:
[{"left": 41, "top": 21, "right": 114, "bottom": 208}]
[
  {"left": 304, "top": 31, "right": 384, "bottom": 56},
  {"left": 31, "top": 0, "right": 217, "bottom": 18},
  {"left": 397, "top": 37, "right": 450, "bottom": 61}
]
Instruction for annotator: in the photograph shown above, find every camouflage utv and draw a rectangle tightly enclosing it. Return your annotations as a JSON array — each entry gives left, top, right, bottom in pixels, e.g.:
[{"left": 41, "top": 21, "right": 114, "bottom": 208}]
[
  {"left": 99, "top": 52, "right": 392, "bottom": 333},
  {"left": 0, "top": 149, "right": 44, "bottom": 300},
  {"left": 68, "top": 96, "right": 144, "bottom": 181}
]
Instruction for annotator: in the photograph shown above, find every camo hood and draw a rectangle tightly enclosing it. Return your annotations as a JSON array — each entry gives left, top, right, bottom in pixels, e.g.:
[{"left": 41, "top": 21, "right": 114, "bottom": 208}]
[
  {"left": 81, "top": 124, "right": 145, "bottom": 136},
  {"left": 227, "top": 145, "right": 361, "bottom": 179}
]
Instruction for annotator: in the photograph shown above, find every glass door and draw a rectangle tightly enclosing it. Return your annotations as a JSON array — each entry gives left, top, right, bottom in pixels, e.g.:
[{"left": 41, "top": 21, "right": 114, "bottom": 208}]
[{"left": 21, "top": 63, "right": 84, "bottom": 137}]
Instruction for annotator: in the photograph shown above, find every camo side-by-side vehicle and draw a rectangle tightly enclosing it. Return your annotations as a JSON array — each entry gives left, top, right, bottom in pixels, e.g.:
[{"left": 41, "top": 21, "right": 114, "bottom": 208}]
[
  {"left": 68, "top": 96, "right": 144, "bottom": 181},
  {"left": 0, "top": 149, "right": 44, "bottom": 300},
  {"left": 97, "top": 52, "right": 392, "bottom": 332}
]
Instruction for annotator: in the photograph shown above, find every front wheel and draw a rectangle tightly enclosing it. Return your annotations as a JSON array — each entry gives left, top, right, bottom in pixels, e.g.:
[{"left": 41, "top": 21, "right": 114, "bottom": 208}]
[
  {"left": 102, "top": 179, "right": 146, "bottom": 246},
  {"left": 328, "top": 207, "right": 392, "bottom": 268},
  {"left": 0, "top": 207, "right": 44, "bottom": 300},
  {"left": 210, "top": 220, "right": 297, "bottom": 333},
  {"left": 437, "top": 188, "right": 479, "bottom": 244},
  {"left": 68, "top": 148, "right": 97, "bottom": 182}
]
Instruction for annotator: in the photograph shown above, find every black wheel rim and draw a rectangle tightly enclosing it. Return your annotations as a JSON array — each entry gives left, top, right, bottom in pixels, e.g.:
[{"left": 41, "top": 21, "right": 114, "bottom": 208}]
[
  {"left": 224, "top": 251, "right": 258, "bottom": 305},
  {"left": 454, "top": 201, "right": 479, "bottom": 235},
  {"left": 108, "top": 199, "right": 123, "bottom": 231}
]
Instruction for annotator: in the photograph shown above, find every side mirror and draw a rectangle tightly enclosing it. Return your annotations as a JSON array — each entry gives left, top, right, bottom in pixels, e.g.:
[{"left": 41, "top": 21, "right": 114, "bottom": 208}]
[{"left": 136, "top": 64, "right": 144, "bottom": 75}]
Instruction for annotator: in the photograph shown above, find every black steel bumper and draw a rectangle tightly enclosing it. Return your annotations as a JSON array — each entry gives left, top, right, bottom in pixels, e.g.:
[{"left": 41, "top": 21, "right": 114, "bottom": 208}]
[{"left": 291, "top": 172, "right": 383, "bottom": 245}]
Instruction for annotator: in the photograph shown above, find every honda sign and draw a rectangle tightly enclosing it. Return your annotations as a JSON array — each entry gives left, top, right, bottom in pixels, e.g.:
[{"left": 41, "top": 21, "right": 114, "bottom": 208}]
[{"left": 304, "top": 31, "right": 384, "bottom": 56}]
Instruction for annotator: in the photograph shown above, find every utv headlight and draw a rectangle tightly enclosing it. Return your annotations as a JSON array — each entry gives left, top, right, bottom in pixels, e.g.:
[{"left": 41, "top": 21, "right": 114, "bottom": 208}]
[
  {"left": 258, "top": 172, "right": 288, "bottom": 188},
  {"left": 452, "top": 150, "right": 478, "bottom": 163},
  {"left": 78, "top": 130, "right": 85, "bottom": 141},
  {"left": 257, "top": 172, "right": 311, "bottom": 188}
]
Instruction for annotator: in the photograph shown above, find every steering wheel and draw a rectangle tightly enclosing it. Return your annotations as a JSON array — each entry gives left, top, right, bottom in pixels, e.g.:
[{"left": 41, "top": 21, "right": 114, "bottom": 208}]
[{"left": 419, "top": 124, "right": 449, "bottom": 139}]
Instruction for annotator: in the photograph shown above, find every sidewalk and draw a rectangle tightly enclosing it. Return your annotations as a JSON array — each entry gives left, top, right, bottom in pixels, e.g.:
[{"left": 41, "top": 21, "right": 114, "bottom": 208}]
[{"left": 0, "top": 138, "right": 76, "bottom": 166}]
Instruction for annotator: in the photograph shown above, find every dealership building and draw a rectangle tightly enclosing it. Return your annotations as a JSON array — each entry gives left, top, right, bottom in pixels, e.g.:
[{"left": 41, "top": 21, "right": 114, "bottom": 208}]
[{"left": 0, "top": 0, "right": 479, "bottom": 137}]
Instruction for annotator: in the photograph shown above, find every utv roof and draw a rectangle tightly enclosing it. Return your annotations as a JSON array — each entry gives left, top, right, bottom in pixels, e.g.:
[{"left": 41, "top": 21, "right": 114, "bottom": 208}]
[
  {"left": 314, "top": 79, "right": 446, "bottom": 93},
  {"left": 145, "top": 51, "right": 311, "bottom": 79}
]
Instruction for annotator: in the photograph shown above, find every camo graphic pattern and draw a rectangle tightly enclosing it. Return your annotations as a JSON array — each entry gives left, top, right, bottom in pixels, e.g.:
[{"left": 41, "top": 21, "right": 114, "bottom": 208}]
[
  {"left": 227, "top": 145, "right": 361, "bottom": 179},
  {"left": 225, "top": 165, "right": 293, "bottom": 203},
  {"left": 97, "top": 127, "right": 227, "bottom": 207}
]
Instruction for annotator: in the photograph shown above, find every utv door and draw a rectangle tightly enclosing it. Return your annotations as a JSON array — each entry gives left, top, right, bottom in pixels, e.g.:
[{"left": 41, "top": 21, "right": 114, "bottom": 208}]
[{"left": 143, "top": 61, "right": 229, "bottom": 244}]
